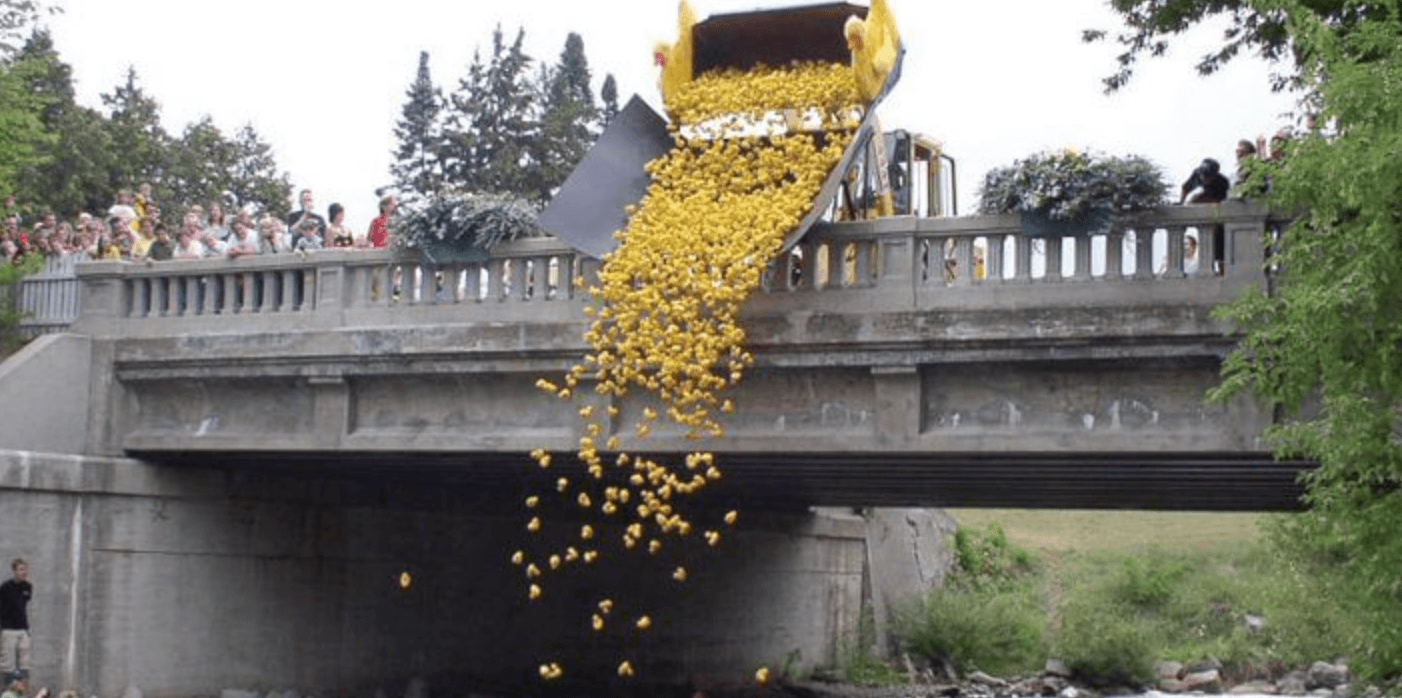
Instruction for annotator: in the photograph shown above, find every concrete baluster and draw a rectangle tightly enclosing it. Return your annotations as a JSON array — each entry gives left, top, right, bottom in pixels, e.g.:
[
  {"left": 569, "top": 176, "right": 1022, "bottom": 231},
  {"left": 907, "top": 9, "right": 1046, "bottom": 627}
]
[
  {"left": 984, "top": 234, "right": 1006, "bottom": 284},
  {"left": 258, "top": 271, "right": 275, "bottom": 313},
  {"left": 1134, "top": 228, "right": 1155, "bottom": 280},
  {"left": 224, "top": 274, "right": 239, "bottom": 314},
  {"left": 1044, "top": 237, "right": 1063, "bottom": 283},
  {"left": 279, "top": 270, "right": 296, "bottom": 312},
  {"left": 792, "top": 239, "right": 815, "bottom": 291},
  {"left": 555, "top": 256, "right": 576, "bottom": 301},
  {"left": 951, "top": 236, "right": 973, "bottom": 287},
  {"left": 1164, "top": 227, "right": 1186, "bottom": 279},
  {"left": 133, "top": 278, "right": 149, "bottom": 318},
  {"left": 848, "top": 240, "right": 869, "bottom": 288},
  {"left": 487, "top": 259, "right": 505, "bottom": 302},
  {"left": 1013, "top": 235, "right": 1032, "bottom": 282},
  {"left": 510, "top": 259, "right": 527, "bottom": 302},
  {"left": 1073, "top": 234, "right": 1093, "bottom": 281},
  {"left": 301, "top": 266, "right": 317, "bottom": 311},
  {"left": 531, "top": 256, "right": 549, "bottom": 301},
  {"left": 1105, "top": 230, "right": 1125, "bottom": 280}
]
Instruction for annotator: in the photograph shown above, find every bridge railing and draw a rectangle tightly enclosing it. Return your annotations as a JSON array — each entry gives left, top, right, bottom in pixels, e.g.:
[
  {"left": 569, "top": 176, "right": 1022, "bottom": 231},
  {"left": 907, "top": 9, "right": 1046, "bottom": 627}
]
[
  {"left": 71, "top": 202, "right": 1272, "bottom": 337},
  {"left": 12, "top": 255, "right": 83, "bottom": 337}
]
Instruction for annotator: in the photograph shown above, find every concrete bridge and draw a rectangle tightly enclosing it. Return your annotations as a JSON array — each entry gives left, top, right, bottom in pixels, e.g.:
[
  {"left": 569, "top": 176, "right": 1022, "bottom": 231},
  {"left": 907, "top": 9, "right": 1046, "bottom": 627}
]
[
  {"left": 13, "top": 201, "right": 1305, "bottom": 511},
  {"left": 0, "top": 202, "right": 1308, "bottom": 697}
]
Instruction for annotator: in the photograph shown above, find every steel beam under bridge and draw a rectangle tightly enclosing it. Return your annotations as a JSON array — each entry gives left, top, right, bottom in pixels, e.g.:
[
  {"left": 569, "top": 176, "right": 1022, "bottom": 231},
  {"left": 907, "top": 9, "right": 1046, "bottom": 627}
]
[{"left": 138, "top": 450, "right": 1310, "bottom": 512}]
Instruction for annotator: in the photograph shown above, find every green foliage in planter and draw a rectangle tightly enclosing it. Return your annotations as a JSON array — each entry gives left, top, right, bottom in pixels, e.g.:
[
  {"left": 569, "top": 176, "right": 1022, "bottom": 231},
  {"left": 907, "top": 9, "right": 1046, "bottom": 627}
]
[
  {"left": 393, "top": 190, "right": 544, "bottom": 255},
  {"left": 978, "top": 149, "right": 1168, "bottom": 222}
]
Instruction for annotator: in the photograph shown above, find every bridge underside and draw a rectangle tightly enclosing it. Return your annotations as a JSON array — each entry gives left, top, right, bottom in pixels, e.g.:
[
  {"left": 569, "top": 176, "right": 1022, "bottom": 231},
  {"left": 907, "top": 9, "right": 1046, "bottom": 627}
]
[{"left": 135, "top": 450, "right": 1311, "bottom": 512}]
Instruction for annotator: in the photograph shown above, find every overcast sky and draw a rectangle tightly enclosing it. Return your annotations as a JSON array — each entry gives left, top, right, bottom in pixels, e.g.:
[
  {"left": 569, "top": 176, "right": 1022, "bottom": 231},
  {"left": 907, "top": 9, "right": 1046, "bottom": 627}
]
[{"left": 43, "top": 0, "right": 1299, "bottom": 231}]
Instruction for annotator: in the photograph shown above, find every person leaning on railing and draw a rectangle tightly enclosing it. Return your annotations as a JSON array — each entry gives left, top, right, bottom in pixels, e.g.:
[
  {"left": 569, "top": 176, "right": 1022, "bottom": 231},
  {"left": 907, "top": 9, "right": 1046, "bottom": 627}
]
[{"left": 223, "top": 218, "right": 261, "bottom": 259}]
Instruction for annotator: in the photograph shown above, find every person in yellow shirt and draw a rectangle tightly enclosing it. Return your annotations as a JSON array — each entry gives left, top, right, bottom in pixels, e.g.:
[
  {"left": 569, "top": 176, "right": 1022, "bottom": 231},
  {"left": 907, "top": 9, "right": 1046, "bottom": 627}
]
[
  {"left": 129, "top": 216, "right": 155, "bottom": 259},
  {"left": 133, "top": 183, "right": 154, "bottom": 224}
]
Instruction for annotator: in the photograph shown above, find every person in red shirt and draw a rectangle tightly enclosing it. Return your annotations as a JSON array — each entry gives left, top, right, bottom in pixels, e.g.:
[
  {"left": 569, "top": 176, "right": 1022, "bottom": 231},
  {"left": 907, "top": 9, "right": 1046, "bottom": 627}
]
[{"left": 367, "top": 195, "right": 396, "bottom": 248}]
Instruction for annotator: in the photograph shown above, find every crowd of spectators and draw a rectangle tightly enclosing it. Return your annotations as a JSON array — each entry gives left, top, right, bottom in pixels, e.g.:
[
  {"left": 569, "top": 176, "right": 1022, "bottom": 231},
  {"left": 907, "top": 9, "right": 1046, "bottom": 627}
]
[{"left": 0, "top": 186, "right": 396, "bottom": 266}]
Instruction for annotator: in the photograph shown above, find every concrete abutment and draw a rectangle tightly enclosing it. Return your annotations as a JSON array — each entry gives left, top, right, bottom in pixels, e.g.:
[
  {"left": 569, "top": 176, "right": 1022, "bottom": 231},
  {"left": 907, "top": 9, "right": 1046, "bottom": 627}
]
[{"left": 0, "top": 451, "right": 950, "bottom": 698}]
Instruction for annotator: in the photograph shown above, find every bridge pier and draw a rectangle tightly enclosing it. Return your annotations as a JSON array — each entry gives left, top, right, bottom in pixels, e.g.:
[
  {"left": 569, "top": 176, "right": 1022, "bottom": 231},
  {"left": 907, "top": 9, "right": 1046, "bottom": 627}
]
[{"left": 0, "top": 451, "right": 945, "bottom": 698}]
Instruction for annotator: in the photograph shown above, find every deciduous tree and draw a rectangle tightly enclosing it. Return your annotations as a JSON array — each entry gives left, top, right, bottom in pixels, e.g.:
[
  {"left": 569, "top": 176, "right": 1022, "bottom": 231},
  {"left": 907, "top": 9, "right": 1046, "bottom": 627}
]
[
  {"left": 1150, "top": 0, "right": 1402, "bottom": 678},
  {"left": 1084, "top": 0, "right": 1390, "bottom": 92}
]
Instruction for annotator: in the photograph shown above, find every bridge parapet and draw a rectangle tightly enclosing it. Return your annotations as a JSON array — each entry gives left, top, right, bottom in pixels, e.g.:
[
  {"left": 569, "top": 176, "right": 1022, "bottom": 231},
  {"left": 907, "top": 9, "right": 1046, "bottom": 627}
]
[{"left": 72, "top": 202, "right": 1269, "bottom": 339}]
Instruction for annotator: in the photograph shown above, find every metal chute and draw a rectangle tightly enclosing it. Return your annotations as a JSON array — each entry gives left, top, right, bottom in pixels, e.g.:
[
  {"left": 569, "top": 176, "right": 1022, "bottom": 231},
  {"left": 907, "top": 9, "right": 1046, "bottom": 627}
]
[{"left": 540, "top": 2, "right": 905, "bottom": 259}]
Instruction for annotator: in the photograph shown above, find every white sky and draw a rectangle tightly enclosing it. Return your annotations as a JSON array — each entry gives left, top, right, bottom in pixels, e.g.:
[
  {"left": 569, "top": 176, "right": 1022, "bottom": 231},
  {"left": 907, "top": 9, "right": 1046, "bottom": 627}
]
[{"left": 44, "top": 0, "right": 1298, "bottom": 231}]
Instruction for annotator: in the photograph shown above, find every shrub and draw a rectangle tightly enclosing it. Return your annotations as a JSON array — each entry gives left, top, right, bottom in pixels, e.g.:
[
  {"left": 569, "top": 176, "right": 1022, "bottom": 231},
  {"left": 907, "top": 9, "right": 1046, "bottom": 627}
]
[
  {"left": 1056, "top": 599, "right": 1157, "bottom": 687},
  {"left": 952, "top": 523, "right": 1039, "bottom": 592},
  {"left": 1112, "top": 555, "right": 1187, "bottom": 609},
  {"left": 895, "top": 583, "right": 1047, "bottom": 678}
]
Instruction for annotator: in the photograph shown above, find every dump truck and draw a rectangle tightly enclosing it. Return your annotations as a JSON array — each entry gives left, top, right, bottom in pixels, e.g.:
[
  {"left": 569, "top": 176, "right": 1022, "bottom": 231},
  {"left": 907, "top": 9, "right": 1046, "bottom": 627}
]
[{"left": 539, "top": 1, "right": 956, "bottom": 260}]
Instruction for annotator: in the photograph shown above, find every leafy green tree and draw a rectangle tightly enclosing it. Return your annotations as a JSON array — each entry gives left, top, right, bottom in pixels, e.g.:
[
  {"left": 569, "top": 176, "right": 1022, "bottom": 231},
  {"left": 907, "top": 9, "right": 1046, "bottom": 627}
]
[
  {"left": 529, "top": 32, "right": 598, "bottom": 201},
  {"left": 442, "top": 26, "right": 538, "bottom": 197},
  {"left": 0, "top": 52, "right": 53, "bottom": 197},
  {"left": 1084, "top": 0, "right": 1386, "bottom": 92},
  {"left": 391, "top": 50, "right": 444, "bottom": 199},
  {"left": 1167, "top": 0, "right": 1402, "bottom": 679},
  {"left": 600, "top": 72, "right": 619, "bottom": 127},
  {"left": 11, "top": 31, "right": 113, "bottom": 217}
]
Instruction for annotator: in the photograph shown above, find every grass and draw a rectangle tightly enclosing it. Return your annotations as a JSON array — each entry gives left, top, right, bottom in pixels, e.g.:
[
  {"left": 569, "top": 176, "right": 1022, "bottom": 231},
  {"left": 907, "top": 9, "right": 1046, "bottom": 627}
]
[
  {"left": 870, "top": 510, "right": 1363, "bottom": 689},
  {"left": 945, "top": 509, "right": 1264, "bottom": 555}
]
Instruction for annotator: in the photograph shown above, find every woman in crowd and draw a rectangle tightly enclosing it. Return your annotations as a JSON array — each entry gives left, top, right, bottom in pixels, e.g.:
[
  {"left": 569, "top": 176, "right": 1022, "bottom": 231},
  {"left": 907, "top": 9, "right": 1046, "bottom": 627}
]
[
  {"left": 259, "top": 216, "right": 289, "bottom": 254},
  {"left": 224, "top": 217, "right": 261, "bottom": 258},
  {"left": 173, "top": 218, "right": 208, "bottom": 260},
  {"left": 325, "top": 203, "right": 355, "bottom": 248},
  {"left": 204, "top": 202, "right": 232, "bottom": 243}
]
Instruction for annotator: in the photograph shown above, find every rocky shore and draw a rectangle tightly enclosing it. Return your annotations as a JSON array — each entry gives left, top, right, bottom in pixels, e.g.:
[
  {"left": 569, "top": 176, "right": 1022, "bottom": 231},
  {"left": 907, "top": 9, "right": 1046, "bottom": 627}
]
[
  {"left": 784, "top": 657, "right": 1376, "bottom": 698},
  {"left": 110, "top": 659, "right": 1382, "bottom": 698}
]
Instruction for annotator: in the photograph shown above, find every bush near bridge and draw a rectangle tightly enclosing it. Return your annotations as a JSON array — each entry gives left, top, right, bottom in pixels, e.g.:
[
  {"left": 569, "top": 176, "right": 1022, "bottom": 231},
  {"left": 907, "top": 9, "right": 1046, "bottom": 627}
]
[{"left": 867, "top": 511, "right": 1362, "bottom": 690}]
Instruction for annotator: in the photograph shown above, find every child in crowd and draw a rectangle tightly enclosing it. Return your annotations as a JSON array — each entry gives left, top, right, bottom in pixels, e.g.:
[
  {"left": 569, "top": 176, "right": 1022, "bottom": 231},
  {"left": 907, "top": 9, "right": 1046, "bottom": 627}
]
[
  {"left": 292, "top": 218, "right": 323, "bottom": 253},
  {"left": 145, "top": 223, "right": 173, "bottom": 261}
]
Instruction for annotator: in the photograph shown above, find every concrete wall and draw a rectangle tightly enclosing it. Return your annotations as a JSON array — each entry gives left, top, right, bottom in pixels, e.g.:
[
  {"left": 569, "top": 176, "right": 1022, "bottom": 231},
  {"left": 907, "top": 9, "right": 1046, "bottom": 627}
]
[
  {"left": 0, "top": 335, "right": 92, "bottom": 455},
  {"left": 0, "top": 451, "right": 880, "bottom": 698}
]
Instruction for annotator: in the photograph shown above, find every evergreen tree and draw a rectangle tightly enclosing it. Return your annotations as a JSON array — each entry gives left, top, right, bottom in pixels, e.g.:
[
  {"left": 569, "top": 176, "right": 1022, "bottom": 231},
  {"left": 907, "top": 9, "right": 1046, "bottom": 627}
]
[
  {"left": 442, "top": 26, "right": 538, "bottom": 197},
  {"left": 530, "top": 32, "right": 598, "bottom": 201},
  {"left": 600, "top": 73, "right": 620, "bottom": 128},
  {"left": 101, "top": 67, "right": 170, "bottom": 204},
  {"left": 166, "top": 115, "right": 238, "bottom": 211},
  {"left": 227, "top": 124, "right": 292, "bottom": 219},
  {"left": 391, "top": 50, "right": 444, "bottom": 200}
]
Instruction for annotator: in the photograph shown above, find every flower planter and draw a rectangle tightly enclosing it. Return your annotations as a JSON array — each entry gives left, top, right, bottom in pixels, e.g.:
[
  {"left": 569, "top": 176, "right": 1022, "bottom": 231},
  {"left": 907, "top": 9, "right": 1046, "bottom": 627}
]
[{"left": 1018, "top": 208, "right": 1114, "bottom": 238}]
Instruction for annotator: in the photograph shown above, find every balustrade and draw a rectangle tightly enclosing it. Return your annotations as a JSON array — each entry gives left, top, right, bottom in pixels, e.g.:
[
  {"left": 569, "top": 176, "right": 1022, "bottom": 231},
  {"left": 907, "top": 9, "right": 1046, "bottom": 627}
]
[{"left": 70, "top": 203, "right": 1273, "bottom": 337}]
